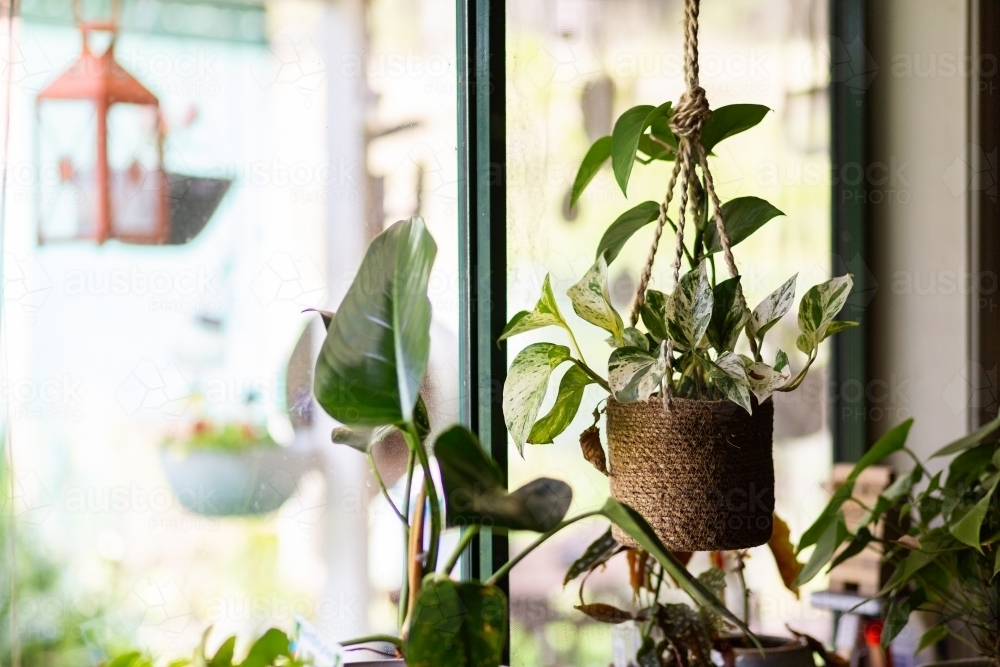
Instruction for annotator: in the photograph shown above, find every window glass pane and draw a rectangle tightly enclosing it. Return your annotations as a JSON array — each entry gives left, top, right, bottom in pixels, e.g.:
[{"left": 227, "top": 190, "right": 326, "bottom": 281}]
[
  {"left": 506, "top": 1, "right": 832, "bottom": 663},
  {"left": 4, "top": 0, "right": 457, "bottom": 661}
]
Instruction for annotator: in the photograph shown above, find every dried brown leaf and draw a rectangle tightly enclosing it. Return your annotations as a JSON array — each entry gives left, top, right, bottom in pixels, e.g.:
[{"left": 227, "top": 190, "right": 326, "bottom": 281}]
[
  {"left": 574, "top": 603, "right": 635, "bottom": 624},
  {"left": 580, "top": 426, "right": 608, "bottom": 475},
  {"left": 768, "top": 513, "right": 803, "bottom": 598}
]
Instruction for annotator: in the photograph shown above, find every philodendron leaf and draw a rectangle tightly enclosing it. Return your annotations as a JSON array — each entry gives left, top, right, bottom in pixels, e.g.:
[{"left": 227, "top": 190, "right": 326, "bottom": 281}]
[
  {"left": 405, "top": 579, "right": 506, "bottom": 667},
  {"left": 528, "top": 365, "right": 596, "bottom": 444},
  {"left": 749, "top": 274, "right": 797, "bottom": 343},
  {"left": 916, "top": 625, "right": 950, "bottom": 653},
  {"left": 499, "top": 274, "right": 568, "bottom": 342},
  {"left": 796, "top": 514, "right": 849, "bottom": 586},
  {"left": 570, "top": 136, "right": 612, "bottom": 209},
  {"left": 709, "top": 351, "right": 752, "bottom": 414},
  {"left": 949, "top": 472, "right": 1000, "bottom": 551},
  {"left": 700, "top": 104, "right": 771, "bottom": 153},
  {"left": 882, "top": 589, "right": 927, "bottom": 648},
  {"left": 503, "top": 343, "right": 572, "bottom": 453},
  {"left": 665, "top": 261, "right": 713, "bottom": 350},
  {"left": 608, "top": 345, "right": 666, "bottom": 403},
  {"left": 435, "top": 425, "right": 572, "bottom": 531},
  {"left": 314, "top": 216, "right": 435, "bottom": 428},
  {"left": 598, "top": 498, "right": 754, "bottom": 638},
  {"left": 564, "top": 528, "right": 622, "bottom": 585},
  {"left": 568, "top": 255, "right": 625, "bottom": 344},
  {"left": 611, "top": 102, "right": 672, "bottom": 195},
  {"left": 640, "top": 289, "right": 670, "bottom": 341},
  {"left": 707, "top": 276, "right": 749, "bottom": 353},
  {"left": 703, "top": 197, "right": 785, "bottom": 255},
  {"left": 745, "top": 361, "right": 790, "bottom": 404},
  {"left": 596, "top": 201, "right": 662, "bottom": 264},
  {"left": 797, "top": 274, "right": 855, "bottom": 352}
]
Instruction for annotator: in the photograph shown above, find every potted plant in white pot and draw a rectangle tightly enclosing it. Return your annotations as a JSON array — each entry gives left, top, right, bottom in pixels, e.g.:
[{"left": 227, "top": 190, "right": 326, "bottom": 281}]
[
  {"left": 500, "top": 0, "right": 857, "bottom": 552},
  {"left": 796, "top": 415, "right": 1000, "bottom": 667},
  {"left": 306, "top": 215, "right": 751, "bottom": 666}
]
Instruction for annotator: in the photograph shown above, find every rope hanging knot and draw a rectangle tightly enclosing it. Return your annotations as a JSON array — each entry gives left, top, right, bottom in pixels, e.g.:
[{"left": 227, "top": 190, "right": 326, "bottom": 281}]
[{"left": 669, "top": 86, "right": 711, "bottom": 140}]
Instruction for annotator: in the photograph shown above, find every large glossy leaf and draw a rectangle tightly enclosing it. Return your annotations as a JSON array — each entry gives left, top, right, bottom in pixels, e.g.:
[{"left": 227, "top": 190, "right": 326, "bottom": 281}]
[
  {"left": 611, "top": 102, "right": 672, "bottom": 195},
  {"left": 709, "top": 352, "right": 752, "bottom": 414},
  {"left": 596, "top": 201, "right": 662, "bottom": 264},
  {"left": 703, "top": 197, "right": 784, "bottom": 255},
  {"left": 405, "top": 579, "right": 506, "bottom": 667},
  {"left": 745, "top": 361, "right": 790, "bottom": 404},
  {"left": 564, "top": 528, "right": 622, "bottom": 585},
  {"left": 499, "top": 274, "right": 568, "bottom": 341},
  {"left": 570, "top": 136, "right": 612, "bottom": 209},
  {"left": 502, "top": 343, "right": 571, "bottom": 453},
  {"left": 748, "top": 274, "right": 797, "bottom": 342},
  {"left": 797, "top": 274, "right": 854, "bottom": 352},
  {"left": 567, "top": 255, "right": 625, "bottom": 344},
  {"left": 598, "top": 498, "right": 754, "bottom": 637},
  {"left": 314, "top": 217, "right": 436, "bottom": 428},
  {"left": 700, "top": 104, "right": 770, "bottom": 153},
  {"left": 609, "top": 345, "right": 666, "bottom": 403},
  {"left": 707, "top": 277, "right": 748, "bottom": 353},
  {"left": 640, "top": 289, "right": 670, "bottom": 341},
  {"left": 528, "top": 365, "right": 596, "bottom": 444},
  {"left": 665, "top": 262, "right": 713, "bottom": 350},
  {"left": 435, "top": 425, "right": 572, "bottom": 531},
  {"left": 933, "top": 413, "right": 1000, "bottom": 457}
]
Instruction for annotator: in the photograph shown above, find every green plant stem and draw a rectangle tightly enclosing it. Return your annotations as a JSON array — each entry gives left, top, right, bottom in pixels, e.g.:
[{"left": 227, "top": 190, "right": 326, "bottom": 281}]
[
  {"left": 777, "top": 348, "right": 816, "bottom": 392},
  {"left": 571, "top": 359, "right": 611, "bottom": 392},
  {"left": 368, "top": 451, "right": 405, "bottom": 525},
  {"left": 405, "top": 422, "right": 441, "bottom": 573},
  {"left": 486, "top": 511, "right": 601, "bottom": 586},
  {"left": 398, "top": 449, "right": 416, "bottom": 630},
  {"left": 565, "top": 325, "right": 589, "bottom": 367},
  {"left": 442, "top": 525, "right": 481, "bottom": 575},
  {"left": 339, "top": 634, "right": 402, "bottom": 648}
]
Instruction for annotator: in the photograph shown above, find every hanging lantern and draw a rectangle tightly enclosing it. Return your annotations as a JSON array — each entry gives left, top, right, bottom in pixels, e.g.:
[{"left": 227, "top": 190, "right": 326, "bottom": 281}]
[{"left": 36, "top": 14, "right": 168, "bottom": 244}]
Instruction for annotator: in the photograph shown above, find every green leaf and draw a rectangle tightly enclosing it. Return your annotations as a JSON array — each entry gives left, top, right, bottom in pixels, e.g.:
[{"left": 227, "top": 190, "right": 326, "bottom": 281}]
[
  {"left": 796, "top": 484, "right": 853, "bottom": 556},
  {"left": 330, "top": 424, "right": 396, "bottom": 453},
  {"left": 640, "top": 289, "right": 669, "bottom": 341},
  {"left": 822, "top": 320, "right": 859, "bottom": 342},
  {"left": 994, "top": 546, "right": 1000, "bottom": 580},
  {"left": 596, "top": 201, "right": 663, "bottom": 265},
  {"left": 774, "top": 349, "right": 789, "bottom": 373},
  {"left": 933, "top": 413, "right": 1000, "bottom": 457},
  {"left": 570, "top": 136, "right": 612, "bottom": 209},
  {"left": 611, "top": 327, "right": 649, "bottom": 350},
  {"left": 240, "top": 629, "right": 290, "bottom": 667},
  {"left": 916, "top": 625, "right": 949, "bottom": 653},
  {"left": 314, "top": 217, "right": 436, "bottom": 428},
  {"left": 498, "top": 274, "right": 568, "bottom": 342},
  {"left": 796, "top": 515, "right": 848, "bottom": 586},
  {"left": 710, "top": 352, "right": 752, "bottom": 414},
  {"left": 208, "top": 637, "right": 236, "bottom": 667},
  {"left": 797, "top": 274, "right": 854, "bottom": 350},
  {"left": 949, "top": 474, "right": 1000, "bottom": 552},
  {"left": 528, "top": 365, "right": 596, "bottom": 444},
  {"left": 598, "top": 498, "right": 754, "bottom": 638},
  {"left": 611, "top": 103, "right": 672, "bottom": 195},
  {"left": 608, "top": 345, "right": 666, "bottom": 403},
  {"left": 435, "top": 425, "right": 572, "bottom": 531},
  {"left": 749, "top": 274, "right": 797, "bottom": 342},
  {"left": 107, "top": 653, "right": 143, "bottom": 667},
  {"left": 405, "top": 579, "right": 506, "bottom": 667},
  {"left": 827, "top": 527, "right": 873, "bottom": 570},
  {"left": 665, "top": 262, "right": 713, "bottom": 350},
  {"left": 707, "top": 277, "right": 749, "bottom": 354},
  {"left": 700, "top": 104, "right": 771, "bottom": 153},
  {"left": 877, "top": 549, "right": 937, "bottom": 596},
  {"left": 567, "top": 255, "right": 625, "bottom": 343},
  {"left": 564, "top": 528, "right": 622, "bottom": 585},
  {"left": 745, "top": 361, "right": 790, "bottom": 404},
  {"left": 502, "top": 343, "right": 572, "bottom": 453},
  {"left": 853, "top": 419, "right": 914, "bottom": 480},
  {"left": 882, "top": 589, "right": 926, "bottom": 648},
  {"left": 703, "top": 197, "right": 785, "bottom": 255},
  {"left": 304, "top": 308, "right": 335, "bottom": 330}
]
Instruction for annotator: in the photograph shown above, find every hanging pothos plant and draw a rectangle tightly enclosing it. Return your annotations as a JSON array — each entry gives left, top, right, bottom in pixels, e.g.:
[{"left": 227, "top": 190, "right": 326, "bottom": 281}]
[{"left": 501, "top": 100, "right": 858, "bottom": 456}]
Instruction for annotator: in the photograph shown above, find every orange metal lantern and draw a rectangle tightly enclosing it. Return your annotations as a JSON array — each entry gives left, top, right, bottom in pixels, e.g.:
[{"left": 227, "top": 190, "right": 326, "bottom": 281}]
[{"left": 36, "top": 13, "right": 168, "bottom": 244}]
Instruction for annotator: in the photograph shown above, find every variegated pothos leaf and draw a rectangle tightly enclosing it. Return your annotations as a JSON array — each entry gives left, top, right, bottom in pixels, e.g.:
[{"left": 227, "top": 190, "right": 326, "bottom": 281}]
[
  {"left": 640, "top": 289, "right": 670, "bottom": 341},
  {"left": 499, "top": 274, "right": 568, "bottom": 341},
  {"left": 608, "top": 345, "right": 666, "bottom": 403},
  {"left": 749, "top": 273, "right": 797, "bottom": 342},
  {"left": 745, "top": 361, "right": 790, "bottom": 404},
  {"left": 707, "top": 276, "right": 749, "bottom": 353},
  {"left": 608, "top": 326, "right": 648, "bottom": 349},
  {"left": 567, "top": 256, "right": 625, "bottom": 344},
  {"left": 710, "top": 351, "right": 752, "bottom": 414},
  {"left": 503, "top": 343, "right": 572, "bottom": 453},
  {"left": 665, "top": 261, "right": 713, "bottom": 350},
  {"left": 797, "top": 274, "right": 855, "bottom": 354}
]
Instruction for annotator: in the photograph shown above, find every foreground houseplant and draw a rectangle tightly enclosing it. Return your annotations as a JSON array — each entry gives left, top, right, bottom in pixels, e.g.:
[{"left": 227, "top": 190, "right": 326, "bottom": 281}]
[
  {"left": 796, "top": 415, "right": 1000, "bottom": 663},
  {"left": 309, "top": 216, "right": 749, "bottom": 666},
  {"left": 500, "top": 0, "right": 856, "bottom": 552}
]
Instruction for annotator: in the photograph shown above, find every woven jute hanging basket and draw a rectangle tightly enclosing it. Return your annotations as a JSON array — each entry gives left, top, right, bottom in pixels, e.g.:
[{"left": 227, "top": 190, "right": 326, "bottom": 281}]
[
  {"left": 607, "top": 397, "right": 774, "bottom": 551},
  {"left": 607, "top": 0, "right": 776, "bottom": 551}
]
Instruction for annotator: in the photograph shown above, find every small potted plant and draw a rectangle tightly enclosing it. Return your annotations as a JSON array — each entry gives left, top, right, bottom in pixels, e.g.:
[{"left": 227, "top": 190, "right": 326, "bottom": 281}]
[
  {"left": 795, "top": 415, "right": 1000, "bottom": 666},
  {"left": 161, "top": 418, "right": 314, "bottom": 516},
  {"left": 308, "top": 216, "right": 749, "bottom": 666}
]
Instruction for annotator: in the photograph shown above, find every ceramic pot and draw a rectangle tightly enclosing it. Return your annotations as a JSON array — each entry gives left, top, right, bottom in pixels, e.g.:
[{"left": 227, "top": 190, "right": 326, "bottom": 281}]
[{"left": 727, "top": 635, "right": 815, "bottom": 667}]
